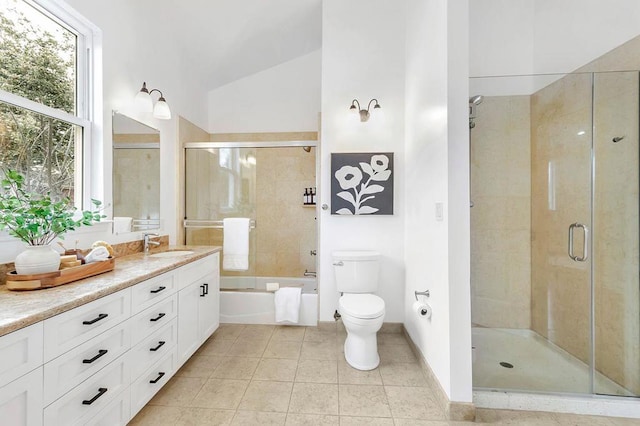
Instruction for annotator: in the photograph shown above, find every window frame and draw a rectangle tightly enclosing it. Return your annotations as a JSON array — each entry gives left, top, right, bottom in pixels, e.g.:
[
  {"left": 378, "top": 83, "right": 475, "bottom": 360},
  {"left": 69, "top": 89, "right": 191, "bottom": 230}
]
[{"left": 0, "top": 0, "right": 102, "bottom": 210}]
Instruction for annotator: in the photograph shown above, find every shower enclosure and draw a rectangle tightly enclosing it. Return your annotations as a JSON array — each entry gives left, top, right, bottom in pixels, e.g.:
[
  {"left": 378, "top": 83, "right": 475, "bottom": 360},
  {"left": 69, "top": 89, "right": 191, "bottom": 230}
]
[
  {"left": 183, "top": 142, "right": 317, "bottom": 290},
  {"left": 470, "top": 70, "right": 640, "bottom": 397}
]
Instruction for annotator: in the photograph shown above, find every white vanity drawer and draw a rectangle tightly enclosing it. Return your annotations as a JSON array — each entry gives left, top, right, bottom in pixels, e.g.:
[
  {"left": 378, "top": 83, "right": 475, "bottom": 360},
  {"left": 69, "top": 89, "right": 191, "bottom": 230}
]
[
  {"left": 0, "top": 366, "right": 43, "bottom": 426},
  {"left": 0, "top": 322, "right": 43, "bottom": 387},
  {"left": 130, "top": 318, "right": 177, "bottom": 381},
  {"left": 43, "top": 320, "right": 130, "bottom": 406},
  {"left": 43, "top": 289, "right": 131, "bottom": 362},
  {"left": 76, "top": 386, "right": 129, "bottom": 426},
  {"left": 131, "top": 272, "right": 176, "bottom": 314},
  {"left": 177, "top": 254, "right": 216, "bottom": 288},
  {"left": 130, "top": 347, "right": 176, "bottom": 417},
  {"left": 43, "top": 352, "right": 129, "bottom": 426},
  {"left": 130, "top": 293, "right": 177, "bottom": 343}
]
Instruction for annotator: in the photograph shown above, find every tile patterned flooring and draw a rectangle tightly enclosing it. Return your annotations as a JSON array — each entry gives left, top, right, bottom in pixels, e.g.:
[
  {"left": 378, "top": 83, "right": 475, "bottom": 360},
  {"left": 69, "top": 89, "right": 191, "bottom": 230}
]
[{"left": 130, "top": 323, "right": 638, "bottom": 425}]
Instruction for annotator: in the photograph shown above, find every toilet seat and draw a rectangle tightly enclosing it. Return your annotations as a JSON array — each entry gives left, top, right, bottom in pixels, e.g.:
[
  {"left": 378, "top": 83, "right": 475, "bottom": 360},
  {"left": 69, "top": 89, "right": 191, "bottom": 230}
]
[{"left": 339, "top": 294, "right": 385, "bottom": 319}]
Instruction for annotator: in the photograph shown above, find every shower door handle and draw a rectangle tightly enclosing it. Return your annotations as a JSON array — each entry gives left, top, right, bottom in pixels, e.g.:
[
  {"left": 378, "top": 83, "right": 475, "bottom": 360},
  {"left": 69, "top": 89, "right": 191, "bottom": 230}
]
[
  {"left": 574, "top": 223, "right": 588, "bottom": 262},
  {"left": 568, "top": 223, "right": 577, "bottom": 261},
  {"left": 568, "top": 223, "right": 589, "bottom": 262}
]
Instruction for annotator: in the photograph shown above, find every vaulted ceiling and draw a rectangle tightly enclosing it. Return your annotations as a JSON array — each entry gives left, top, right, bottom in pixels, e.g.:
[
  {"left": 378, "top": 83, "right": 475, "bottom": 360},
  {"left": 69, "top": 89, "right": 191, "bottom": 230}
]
[{"left": 140, "top": 0, "right": 322, "bottom": 91}]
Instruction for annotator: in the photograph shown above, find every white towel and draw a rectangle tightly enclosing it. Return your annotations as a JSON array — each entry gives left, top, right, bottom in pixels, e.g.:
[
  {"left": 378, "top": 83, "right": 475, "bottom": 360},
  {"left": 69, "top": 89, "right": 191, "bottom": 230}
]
[
  {"left": 113, "top": 216, "right": 132, "bottom": 234},
  {"left": 274, "top": 287, "right": 302, "bottom": 324},
  {"left": 222, "top": 217, "right": 250, "bottom": 271}
]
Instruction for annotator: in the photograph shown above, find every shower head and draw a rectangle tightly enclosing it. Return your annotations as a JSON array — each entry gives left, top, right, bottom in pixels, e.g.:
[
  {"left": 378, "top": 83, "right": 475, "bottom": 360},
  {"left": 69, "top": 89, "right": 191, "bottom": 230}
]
[
  {"left": 302, "top": 146, "right": 311, "bottom": 153},
  {"left": 469, "top": 95, "right": 484, "bottom": 105}
]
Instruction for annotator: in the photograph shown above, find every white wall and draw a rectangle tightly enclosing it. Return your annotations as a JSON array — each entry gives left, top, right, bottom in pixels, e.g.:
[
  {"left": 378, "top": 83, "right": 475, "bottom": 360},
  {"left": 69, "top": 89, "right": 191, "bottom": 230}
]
[
  {"left": 469, "top": 0, "right": 534, "bottom": 78},
  {"left": 207, "top": 50, "right": 321, "bottom": 134},
  {"left": 533, "top": 0, "right": 640, "bottom": 74},
  {"left": 470, "top": 0, "right": 640, "bottom": 96},
  {"left": 319, "top": 0, "right": 406, "bottom": 323},
  {"left": 405, "top": 0, "right": 472, "bottom": 403},
  {"left": 64, "top": 0, "right": 210, "bottom": 245}
]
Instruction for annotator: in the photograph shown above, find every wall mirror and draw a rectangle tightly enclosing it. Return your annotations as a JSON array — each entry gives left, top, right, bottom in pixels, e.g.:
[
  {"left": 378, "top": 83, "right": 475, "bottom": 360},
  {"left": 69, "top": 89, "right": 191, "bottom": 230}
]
[{"left": 112, "top": 112, "right": 160, "bottom": 234}]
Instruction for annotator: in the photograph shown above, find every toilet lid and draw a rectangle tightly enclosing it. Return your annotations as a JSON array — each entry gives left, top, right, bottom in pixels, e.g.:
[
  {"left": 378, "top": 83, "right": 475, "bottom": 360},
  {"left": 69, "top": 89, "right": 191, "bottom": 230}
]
[{"left": 339, "top": 294, "right": 385, "bottom": 319}]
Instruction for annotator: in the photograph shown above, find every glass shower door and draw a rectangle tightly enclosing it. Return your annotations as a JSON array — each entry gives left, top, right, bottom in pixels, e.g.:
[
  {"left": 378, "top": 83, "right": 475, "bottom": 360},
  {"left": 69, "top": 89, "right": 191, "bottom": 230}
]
[
  {"left": 530, "top": 72, "right": 594, "bottom": 394},
  {"left": 185, "top": 147, "right": 258, "bottom": 288}
]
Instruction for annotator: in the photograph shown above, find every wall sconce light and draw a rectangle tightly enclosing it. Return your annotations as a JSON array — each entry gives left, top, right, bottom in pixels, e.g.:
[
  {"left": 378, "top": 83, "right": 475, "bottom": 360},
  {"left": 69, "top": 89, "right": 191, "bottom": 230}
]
[
  {"left": 349, "top": 98, "right": 381, "bottom": 122},
  {"left": 134, "top": 82, "right": 172, "bottom": 120}
]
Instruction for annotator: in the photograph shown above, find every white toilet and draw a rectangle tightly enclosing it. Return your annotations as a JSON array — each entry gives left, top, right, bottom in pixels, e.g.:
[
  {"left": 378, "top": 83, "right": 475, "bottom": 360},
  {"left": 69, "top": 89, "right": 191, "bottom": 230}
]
[{"left": 333, "top": 250, "right": 385, "bottom": 370}]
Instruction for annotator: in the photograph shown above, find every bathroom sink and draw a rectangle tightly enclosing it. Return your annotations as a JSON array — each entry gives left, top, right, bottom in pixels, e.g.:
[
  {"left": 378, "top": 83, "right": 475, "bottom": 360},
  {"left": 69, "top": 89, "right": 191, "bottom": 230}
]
[{"left": 149, "top": 250, "right": 195, "bottom": 258}]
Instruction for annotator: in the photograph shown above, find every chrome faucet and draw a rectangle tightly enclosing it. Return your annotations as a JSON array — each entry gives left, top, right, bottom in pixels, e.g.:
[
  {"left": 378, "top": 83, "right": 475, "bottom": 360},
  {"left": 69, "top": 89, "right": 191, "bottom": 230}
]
[
  {"left": 304, "top": 269, "right": 316, "bottom": 278},
  {"left": 143, "top": 233, "right": 160, "bottom": 254}
]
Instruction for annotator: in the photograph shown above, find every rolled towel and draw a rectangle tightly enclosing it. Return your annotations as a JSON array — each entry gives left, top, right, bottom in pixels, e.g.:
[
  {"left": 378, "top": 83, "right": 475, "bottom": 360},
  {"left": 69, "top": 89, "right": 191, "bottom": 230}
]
[
  {"left": 84, "top": 246, "right": 110, "bottom": 263},
  {"left": 274, "top": 287, "right": 302, "bottom": 324}
]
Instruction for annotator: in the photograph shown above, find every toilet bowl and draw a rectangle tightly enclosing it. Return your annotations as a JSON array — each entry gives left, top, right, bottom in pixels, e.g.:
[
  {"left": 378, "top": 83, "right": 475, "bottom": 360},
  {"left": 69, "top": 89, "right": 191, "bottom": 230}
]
[{"left": 339, "top": 293, "right": 385, "bottom": 370}]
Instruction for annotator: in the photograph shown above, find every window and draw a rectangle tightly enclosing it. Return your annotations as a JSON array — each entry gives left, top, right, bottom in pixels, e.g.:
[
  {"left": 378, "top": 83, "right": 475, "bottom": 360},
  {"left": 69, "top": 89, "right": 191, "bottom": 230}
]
[{"left": 0, "top": 0, "right": 98, "bottom": 206}]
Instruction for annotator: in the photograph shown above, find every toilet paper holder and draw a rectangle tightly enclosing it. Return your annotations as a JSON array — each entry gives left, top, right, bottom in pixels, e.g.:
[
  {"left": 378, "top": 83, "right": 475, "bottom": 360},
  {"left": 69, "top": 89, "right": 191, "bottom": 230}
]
[{"left": 414, "top": 290, "right": 430, "bottom": 300}]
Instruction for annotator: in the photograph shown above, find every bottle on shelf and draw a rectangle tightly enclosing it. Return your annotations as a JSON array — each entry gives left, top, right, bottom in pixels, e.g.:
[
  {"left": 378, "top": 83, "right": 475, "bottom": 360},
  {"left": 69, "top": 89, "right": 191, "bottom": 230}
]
[{"left": 303, "top": 188, "right": 309, "bottom": 205}]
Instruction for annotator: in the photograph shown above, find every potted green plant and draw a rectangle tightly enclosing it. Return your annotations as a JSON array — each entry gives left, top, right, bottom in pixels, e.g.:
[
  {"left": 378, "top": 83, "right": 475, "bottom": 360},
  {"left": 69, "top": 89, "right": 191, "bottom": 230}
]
[{"left": 0, "top": 170, "right": 104, "bottom": 275}]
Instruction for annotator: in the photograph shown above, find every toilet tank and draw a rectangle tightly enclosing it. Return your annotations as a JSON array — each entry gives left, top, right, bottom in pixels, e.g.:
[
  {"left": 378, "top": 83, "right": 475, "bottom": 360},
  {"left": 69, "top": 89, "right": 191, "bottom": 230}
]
[{"left": 332, "top": 251, "right": 380, "bottom": 293}]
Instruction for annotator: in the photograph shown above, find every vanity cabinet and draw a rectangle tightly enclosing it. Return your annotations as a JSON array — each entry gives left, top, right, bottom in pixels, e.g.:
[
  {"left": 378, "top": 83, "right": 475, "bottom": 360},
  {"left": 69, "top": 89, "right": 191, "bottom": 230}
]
[
  {"left": 0, "top": 250, "right": 220, "bottom": 426},
  {"left": 177, "top": 253, "right": 220, "bottom": 366}
]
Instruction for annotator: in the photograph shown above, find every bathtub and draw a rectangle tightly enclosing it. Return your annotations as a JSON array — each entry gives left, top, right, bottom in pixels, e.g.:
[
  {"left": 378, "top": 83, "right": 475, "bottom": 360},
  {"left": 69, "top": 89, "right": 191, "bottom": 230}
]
[{"left": 220, "top": 276, "right": 318, "bottom": 326}]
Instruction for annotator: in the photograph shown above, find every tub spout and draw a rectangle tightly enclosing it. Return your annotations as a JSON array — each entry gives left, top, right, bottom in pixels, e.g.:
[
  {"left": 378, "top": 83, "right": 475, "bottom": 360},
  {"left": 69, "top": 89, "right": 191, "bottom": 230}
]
[{"left": 304, "top": 269, "right": 316, "bottom": 278}]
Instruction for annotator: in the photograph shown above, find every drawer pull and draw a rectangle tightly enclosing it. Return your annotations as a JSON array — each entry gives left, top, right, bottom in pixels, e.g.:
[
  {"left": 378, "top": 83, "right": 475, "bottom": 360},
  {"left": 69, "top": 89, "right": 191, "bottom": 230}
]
[
  {"left": 149, "top": 341, "right": 166, "bottom": 352},
  {"left": 83, "top": 313, "right": 108, "bottom": 325},
  {"left": 149, "top": 372, "right": 165, "bottom": 384},
  {"left": 150, "top": 286, "right": 166, "bottom": 294},
  {"left": 150, "top": 313, "right": 166, "bottom": 322},
  {"left": 83, "top": 349, "right": 108, "bottom": 364},
  {"left": 82, "top": 387, "right": 108, "bottom": 405},
  {"left": 203, "top": 283, "right": 209, "bottom": 295}
]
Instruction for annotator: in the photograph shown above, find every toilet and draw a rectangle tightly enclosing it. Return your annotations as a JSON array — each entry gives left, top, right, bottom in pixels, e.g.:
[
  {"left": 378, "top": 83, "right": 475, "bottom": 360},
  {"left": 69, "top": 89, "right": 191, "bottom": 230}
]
[{"left": 332, "top": 250, "right": 385, "bottom": 370}]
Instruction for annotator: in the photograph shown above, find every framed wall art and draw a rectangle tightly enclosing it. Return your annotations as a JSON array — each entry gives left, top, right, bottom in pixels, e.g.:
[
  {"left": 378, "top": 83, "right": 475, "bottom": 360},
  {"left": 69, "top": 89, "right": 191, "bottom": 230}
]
[{"left": 331, "top": 152, "right": 394, "bottom": 215}]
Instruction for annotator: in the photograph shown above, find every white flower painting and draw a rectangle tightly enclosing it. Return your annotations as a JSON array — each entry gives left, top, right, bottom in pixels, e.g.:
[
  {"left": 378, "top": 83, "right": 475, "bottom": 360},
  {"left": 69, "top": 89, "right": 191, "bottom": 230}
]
[{"left": 331, "top": 153, "right": 394, "bottom": 215}]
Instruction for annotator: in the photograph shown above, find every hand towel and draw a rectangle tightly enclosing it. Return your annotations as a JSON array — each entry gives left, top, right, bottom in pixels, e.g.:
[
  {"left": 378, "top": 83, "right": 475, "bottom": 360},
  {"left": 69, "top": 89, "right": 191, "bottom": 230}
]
[
  {"left": 274, "top": 287, "right": 302, "bottom": 324},
  {"left": 222, "top": 217, "right": 250, "bottom": 271},
  {"left": 113, "top": 216, "right": 133, "bottom": 234}
]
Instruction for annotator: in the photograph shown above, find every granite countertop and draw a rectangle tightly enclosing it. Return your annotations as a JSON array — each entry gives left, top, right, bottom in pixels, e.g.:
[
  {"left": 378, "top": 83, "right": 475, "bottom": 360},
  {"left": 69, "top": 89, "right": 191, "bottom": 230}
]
[{"left": 0, "top": 245, "right": 221, "bottom": 337}]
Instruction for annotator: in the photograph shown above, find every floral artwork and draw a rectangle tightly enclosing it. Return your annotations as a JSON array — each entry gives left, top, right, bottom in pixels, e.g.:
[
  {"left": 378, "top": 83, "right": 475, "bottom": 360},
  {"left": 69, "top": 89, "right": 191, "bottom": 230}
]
[{"left": 331, "top": 153, "right": 394, "bottom": 215}]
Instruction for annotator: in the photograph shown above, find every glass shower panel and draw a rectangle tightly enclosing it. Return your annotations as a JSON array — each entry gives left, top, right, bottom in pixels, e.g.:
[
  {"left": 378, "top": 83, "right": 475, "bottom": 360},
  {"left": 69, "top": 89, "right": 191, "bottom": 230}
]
[
  {"left": 529, "top": 72, "right": 594, "bottom": 394},
  {"left": 592, "top": 71, "right": 640, "bottom": 397},
  {"left": 185, "top": 148, "right": 258, "bottom": 287}
]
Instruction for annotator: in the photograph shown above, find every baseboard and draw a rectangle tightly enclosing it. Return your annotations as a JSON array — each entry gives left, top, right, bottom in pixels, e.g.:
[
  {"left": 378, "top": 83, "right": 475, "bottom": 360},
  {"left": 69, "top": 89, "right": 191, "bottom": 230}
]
[{"left": 402, "top": 326, "right": 476, "bottom": 422}]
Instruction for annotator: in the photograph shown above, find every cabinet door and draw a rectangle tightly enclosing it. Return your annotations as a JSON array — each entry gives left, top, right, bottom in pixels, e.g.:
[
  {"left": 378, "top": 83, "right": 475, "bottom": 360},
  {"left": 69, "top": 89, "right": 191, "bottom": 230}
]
[
  {"left": 177, "top": 282, "right": 201, "bottom": 366},
  {"left": 0, "top": 323, "right": 43, "bottom": 388},
  {"left": 198, "top": 272, "right": 219, "bottom": 343},
  {"left": 0, "top": 367, "right": 43, "bottom": 426}
]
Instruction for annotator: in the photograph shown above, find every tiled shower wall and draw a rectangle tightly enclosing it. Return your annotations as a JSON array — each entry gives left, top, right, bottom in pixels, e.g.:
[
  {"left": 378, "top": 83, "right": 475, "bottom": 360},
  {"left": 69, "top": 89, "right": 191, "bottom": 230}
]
[
  {"left": 255, "top": 147, "right": 316, "bottom": 277},
  {"left": 470, "top": 96, "right": 531, "bottom": 329}
]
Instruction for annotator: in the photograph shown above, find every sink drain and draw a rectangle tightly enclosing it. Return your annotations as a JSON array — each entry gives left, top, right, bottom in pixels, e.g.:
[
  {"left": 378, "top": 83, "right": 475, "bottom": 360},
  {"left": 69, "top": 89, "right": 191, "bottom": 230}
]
[{"left": 499, "top": 362, "right": 514, "bottom": 369}]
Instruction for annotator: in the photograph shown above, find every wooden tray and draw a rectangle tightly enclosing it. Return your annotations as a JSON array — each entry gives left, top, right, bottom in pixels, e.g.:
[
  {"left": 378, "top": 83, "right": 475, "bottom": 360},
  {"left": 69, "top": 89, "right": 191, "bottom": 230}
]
[{"left": 6, "top": 258, "right": 115, "bottom": 291}]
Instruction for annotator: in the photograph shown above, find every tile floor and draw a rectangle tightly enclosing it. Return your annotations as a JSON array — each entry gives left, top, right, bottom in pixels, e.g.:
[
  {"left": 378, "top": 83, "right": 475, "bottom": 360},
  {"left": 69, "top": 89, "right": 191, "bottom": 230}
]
[{"left": 130, "top": 323, "right": 638, "bottom": 425}]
